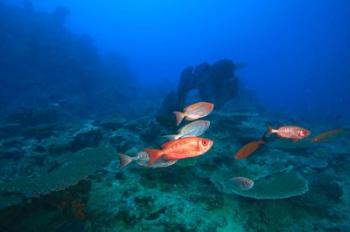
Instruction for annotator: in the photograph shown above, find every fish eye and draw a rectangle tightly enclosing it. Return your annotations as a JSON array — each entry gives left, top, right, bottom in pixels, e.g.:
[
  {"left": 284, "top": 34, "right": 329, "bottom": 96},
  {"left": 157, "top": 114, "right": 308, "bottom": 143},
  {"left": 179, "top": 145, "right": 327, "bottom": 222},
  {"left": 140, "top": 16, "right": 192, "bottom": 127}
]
[{"left": 202, "top": 140, "right": 208, "bottom": 146}]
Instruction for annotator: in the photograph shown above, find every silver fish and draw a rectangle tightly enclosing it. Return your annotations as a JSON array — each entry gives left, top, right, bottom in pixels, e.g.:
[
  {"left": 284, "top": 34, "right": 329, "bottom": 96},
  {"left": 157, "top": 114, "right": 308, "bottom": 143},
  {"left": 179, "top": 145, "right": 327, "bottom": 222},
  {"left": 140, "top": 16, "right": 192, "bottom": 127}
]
[
  {"left": 119, "top": 151, "right": 177, "bottom": 169},
  {"left": 174, "top": 102, "right": 214, "bottom": 125},
  {"left": 163, "top": 120, "right": 210, "bottom": 140}
]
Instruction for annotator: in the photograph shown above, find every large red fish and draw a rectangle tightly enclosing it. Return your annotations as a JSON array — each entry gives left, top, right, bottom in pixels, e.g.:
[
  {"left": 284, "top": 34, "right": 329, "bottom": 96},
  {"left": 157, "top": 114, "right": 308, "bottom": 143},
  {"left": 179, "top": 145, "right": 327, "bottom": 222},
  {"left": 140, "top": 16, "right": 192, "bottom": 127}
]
[
  {"left": 174, "top": 102, "right": 214, "bottom": 126},
  {"left": 235, "top": 140, "right": 265, "bottom": 160},
  {"left": 145, "top": 137, "right": 213, "bottom": 165},
  {"left": 268, "top": 126, "right": 310, "bottom": 141}
]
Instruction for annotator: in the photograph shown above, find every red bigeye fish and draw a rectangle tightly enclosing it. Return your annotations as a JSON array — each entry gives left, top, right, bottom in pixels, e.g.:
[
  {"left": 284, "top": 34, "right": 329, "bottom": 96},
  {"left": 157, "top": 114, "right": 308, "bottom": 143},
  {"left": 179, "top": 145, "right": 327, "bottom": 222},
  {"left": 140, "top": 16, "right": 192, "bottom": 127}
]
[
  {"left": 145, "top": 137, "right": 213, "bottom": 165},
  {"left": 230, "top": 177, "right": 254, "bottom": 191},
  {"left": 174, "top": 102, "right": 214, "bottom": 126},
  {"left": 235, "top": 140, "right": 265, "bottom": 160},
  {"left": 312, "top": 128, "right": 346, "bottom": 143},
  {"left": 163, "top": 120, "right": 210, "bottom": 140},
  {"left": 268, "top": 126, "right": 311, "bottom": 141}
]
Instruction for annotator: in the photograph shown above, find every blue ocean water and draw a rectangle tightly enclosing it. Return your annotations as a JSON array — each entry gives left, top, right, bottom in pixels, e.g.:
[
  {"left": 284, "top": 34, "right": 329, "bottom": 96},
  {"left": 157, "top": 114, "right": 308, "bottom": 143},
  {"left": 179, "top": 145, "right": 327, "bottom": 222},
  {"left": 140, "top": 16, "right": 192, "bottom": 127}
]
[{"left": 0, "top": 1, "right": 349, "bottom": 231}]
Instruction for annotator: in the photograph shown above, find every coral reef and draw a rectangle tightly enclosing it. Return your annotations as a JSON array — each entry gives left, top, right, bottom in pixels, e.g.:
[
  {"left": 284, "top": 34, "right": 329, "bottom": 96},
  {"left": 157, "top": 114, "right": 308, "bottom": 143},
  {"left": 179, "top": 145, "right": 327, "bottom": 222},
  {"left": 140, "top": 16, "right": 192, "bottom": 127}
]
[
  {"left": 0, "top": 108, "right": 349, "bottom": 231},
  {"left": 0, "top": 2, "right": 349, "bottom": 232}
]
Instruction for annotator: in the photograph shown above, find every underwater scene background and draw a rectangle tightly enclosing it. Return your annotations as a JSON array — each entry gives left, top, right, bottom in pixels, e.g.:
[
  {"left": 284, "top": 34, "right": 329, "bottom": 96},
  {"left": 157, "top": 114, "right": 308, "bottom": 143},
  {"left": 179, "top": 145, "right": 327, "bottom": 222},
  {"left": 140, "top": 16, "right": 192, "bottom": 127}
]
[{"left": 0, "top": 1, "right": 350, "bottom": 231}]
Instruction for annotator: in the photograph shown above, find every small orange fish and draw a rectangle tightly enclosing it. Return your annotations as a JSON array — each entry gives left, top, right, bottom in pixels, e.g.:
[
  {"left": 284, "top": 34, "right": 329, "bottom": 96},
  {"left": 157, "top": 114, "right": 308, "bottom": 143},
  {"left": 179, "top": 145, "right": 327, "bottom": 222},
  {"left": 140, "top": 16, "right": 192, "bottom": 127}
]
[
  {"left": 145, "top": 137, "right": 213, "bottom": 165},
  {"left": 235, "top": 140, "right": 265, "bottom": 160},
  {"left": 174, "top": 102, "right": 214, "bottom": 126},
  {"left": 312, "top": 128, "right": 345, "bottom": 143},
  {"left": 268, "top": 126, "right": 310, "bottom": 141}
]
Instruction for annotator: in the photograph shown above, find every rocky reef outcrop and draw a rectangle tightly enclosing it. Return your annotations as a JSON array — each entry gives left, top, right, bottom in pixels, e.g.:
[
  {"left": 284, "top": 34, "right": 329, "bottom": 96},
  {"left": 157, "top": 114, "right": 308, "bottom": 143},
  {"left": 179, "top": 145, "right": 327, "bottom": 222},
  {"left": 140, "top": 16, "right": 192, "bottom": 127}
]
[{"left": 161, "top": 59, "right": 239, "bottom": 114}]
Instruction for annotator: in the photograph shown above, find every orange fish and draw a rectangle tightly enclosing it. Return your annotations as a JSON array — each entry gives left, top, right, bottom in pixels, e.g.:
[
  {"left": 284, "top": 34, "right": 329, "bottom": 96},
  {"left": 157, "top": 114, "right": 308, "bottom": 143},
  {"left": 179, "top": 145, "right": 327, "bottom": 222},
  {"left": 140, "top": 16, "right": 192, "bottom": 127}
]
[
  {"left": 145, "top": 137, "right": 213, "bottom": 165},
  {"left": 312, "top": 128, "right": 345, "bottom": 143},
  {"left": 235, "top": 140, "right": 265, "bottom": 160},
  {"left": 268, "top": 126, "right": 310, "bottom": 141},
  {"left": 174, "top": 102, "right": 214, "bottom": 126}
]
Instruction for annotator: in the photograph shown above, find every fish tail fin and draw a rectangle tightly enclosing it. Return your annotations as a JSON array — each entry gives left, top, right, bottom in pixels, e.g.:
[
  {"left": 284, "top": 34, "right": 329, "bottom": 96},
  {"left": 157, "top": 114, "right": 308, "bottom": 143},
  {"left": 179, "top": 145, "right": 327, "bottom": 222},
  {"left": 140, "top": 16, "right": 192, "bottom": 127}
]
[
  {"left": 234, "top": 153, "right": 242, "bottom": 160},
  {"left": 162, "top": 134, "right": 180, "bottom": 140},
  {"left": 118, "top": 153, "right": 134, "bottom": 169},
  {"left": 144, "top": 148, "right": 164, "bottom": 165},
  {"left": 174, "top": 111, "right": 185, "bottom": 126},
  {"left": 267, "top": 126, "right": 274, "bottom": 135}
]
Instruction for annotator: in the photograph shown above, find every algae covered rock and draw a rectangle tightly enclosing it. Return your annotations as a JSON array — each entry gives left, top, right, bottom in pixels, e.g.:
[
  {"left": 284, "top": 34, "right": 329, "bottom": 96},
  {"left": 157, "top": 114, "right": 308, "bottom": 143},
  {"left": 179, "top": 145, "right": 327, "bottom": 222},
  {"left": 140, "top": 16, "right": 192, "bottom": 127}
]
[
  {"left": 109, "top": 128, "right": 144, "bottom": 153},
  {"left": 267, "top": 137, "right": 314, "bottom": 151},
  {"left": 45, "top": 122, "right": 104, "bottom": 153},
  {"left": 96, "top": 116, "right": 126, "bottom": 130},
  {"left": 70, "top": 123, "right": 103, "bottom": 152},
  {"left": 87, "top": 173, "right": 228, "bottom": 232},
  {"left": 296, "top": 174, "right": 344, "bottom": 215}
]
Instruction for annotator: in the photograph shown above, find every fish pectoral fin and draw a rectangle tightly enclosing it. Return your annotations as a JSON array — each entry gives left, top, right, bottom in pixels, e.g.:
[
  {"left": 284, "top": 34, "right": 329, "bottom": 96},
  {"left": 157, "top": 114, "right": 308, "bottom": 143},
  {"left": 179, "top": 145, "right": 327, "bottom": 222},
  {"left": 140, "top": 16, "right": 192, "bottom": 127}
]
[{"left": 161, "top": 134, "right": 180, "bottom": 140}]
